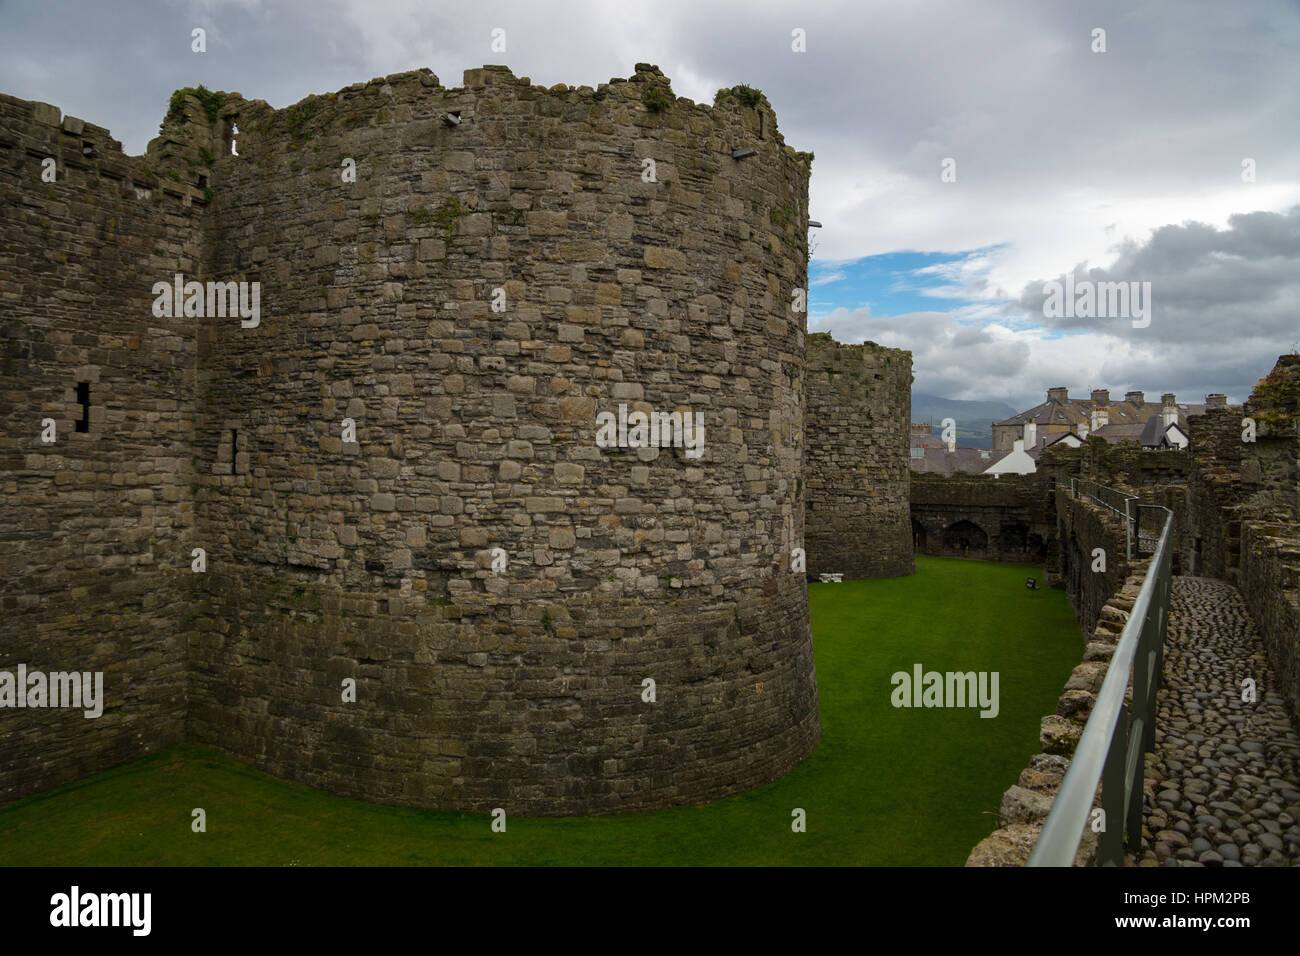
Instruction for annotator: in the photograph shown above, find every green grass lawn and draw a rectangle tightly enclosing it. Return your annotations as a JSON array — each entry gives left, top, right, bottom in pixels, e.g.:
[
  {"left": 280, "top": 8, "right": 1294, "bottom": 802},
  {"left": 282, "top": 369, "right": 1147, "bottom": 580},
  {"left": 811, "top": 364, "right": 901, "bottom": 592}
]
[{"left": 0, "top": 556, "right": 1082, "bottom": 866}]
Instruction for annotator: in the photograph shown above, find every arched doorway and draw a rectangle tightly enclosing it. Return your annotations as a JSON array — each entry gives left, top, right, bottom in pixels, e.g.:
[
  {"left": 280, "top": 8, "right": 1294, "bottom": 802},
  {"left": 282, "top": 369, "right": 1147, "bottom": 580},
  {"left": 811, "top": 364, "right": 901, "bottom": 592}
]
[
  {"left": 942, "top": 519, "right": 988, "bottom": 557},
  {"left": 999, "top": 520, "right": 1029, "bottom": 556}
]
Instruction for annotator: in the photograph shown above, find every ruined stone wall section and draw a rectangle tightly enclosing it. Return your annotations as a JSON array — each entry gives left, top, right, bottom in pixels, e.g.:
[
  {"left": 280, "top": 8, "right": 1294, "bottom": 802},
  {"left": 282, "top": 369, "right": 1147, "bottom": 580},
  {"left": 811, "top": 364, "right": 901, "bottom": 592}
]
[
  {"left": 909, "top": 473, "right": 1048, "bottom": 564},
  {"left": 804, "top": 333, "right": 913, "bottom": 578},
  {"left": 1187, "top": 407, "right": 1247, "bottom": 582},
  {"left": 1240, "top": 524, "right": 1300, "bottom": 718},
  {"left": 0, "top": 93, "right": 213, "bottom": 801},
  {"left": 182, "top": 65, "right": 819, "bottom": 814},
  {"left": 1054, "top": 489, "right": 1132, "bottom": 638}
]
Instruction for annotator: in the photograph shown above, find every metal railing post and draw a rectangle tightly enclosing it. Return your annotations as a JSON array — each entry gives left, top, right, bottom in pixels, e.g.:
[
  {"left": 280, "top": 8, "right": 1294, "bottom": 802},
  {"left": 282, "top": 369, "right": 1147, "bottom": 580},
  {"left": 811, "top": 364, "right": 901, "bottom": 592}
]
[
  {"left": 1099, "top": 712, "right": 1127, "bottom": 865},
  {"left": 1124, "top": 496, "right": 1133, "bottom": 560}
]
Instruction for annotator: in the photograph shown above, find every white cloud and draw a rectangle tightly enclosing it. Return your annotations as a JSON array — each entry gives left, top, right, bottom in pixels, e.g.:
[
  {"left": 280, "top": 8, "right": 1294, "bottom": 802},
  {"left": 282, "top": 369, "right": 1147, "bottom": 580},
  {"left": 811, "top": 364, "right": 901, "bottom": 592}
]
[
  {"left": 810, "top": 270, "right": 846, "bottom": 287},
  {"left": 2, "top": 0, "right": 1295, "bottom": 408}
]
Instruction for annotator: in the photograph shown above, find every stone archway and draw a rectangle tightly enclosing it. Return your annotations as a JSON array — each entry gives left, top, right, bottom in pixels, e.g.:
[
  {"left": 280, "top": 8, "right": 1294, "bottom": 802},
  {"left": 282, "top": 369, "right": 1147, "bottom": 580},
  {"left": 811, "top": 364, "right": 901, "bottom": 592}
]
[
  {"left": 942, "top": 519, "right": 988, "bottom": 556},
  {"left": 1027, "top": 532, "right": 1046, "bottom": 562},
  {"left": 999, "top": 520, "right": 1029, "bottom": 556}
]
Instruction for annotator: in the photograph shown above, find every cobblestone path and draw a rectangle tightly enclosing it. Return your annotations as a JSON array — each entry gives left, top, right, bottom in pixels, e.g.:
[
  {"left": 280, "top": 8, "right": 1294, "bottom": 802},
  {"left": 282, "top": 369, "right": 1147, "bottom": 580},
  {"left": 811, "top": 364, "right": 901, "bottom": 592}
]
[{"left": 1138, "top": 576, "right": 1300, "bottom": 866}]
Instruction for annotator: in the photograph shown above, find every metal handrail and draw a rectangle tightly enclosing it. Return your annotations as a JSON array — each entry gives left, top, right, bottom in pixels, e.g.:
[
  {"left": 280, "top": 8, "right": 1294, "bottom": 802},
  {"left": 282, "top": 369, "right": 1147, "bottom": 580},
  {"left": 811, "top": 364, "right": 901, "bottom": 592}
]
[
  {"left": 1027, "top": 500, "right": 1174, "bottom": 866},
  {"left": 1069, "top": 476, "right": 1140, "bottom": 559}
]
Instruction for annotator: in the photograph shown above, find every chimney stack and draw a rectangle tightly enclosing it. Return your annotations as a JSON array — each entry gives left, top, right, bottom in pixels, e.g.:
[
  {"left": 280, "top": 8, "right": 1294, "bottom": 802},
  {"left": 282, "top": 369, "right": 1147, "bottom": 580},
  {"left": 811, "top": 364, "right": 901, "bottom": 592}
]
[
  {"left": 1206, "top": 393, "right": 1227, "bottom": 408},
  {"left": 1091, "top": 389, "right": 1110, "bottom": 406},
  {"left": 1161, "top": 393, "right": 1176, "bottom": 406},
  {"left": 1125, "top": 390, "right": 1144, "bottom": 405},
  {"left": 1047, "top": 387, "right": 1068, "bottom": 403}
]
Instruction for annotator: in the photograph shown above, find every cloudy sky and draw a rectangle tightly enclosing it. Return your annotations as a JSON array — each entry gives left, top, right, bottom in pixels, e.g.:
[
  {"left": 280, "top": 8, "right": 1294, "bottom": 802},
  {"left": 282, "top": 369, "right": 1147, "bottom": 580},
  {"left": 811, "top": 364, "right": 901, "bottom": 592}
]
[{"left": 3, "top": 0, "right": 1297, "bottom": 409}]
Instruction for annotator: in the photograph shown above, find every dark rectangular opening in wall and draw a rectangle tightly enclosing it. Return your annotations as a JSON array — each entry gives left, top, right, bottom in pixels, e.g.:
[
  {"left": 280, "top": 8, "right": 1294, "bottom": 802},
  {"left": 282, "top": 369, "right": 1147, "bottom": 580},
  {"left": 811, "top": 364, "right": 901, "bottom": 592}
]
[
  {"left": 228, "top": 427, "right": 246, "bottom": 475},
  {"left": 74, "top": 382, "right": 89, "bottom": 432},
  {"left": 197, "top": 174, "right": 208, "bottom": 188}
]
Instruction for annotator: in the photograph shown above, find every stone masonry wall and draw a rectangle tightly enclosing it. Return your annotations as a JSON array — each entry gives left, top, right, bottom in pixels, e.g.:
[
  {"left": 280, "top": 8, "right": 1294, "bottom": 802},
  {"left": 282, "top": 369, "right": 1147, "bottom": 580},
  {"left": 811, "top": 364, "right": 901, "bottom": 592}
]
[
  {"left": 909, "top": 473, "right": 1047, "bottom": 564},
  {"left": 1240, "top": 524, "right": 1300, "bottom": 718},
  {"left": 182, "top": 65, "right": 820, "bottom": 814},
  {"left": 0, "top": 93, "right": 210, "bottom": 801},
  {"left": 804, "top": 332, "right": 912, "bottom": 578},
  {"left": 1054, "top": 488, "right": 1132, "bottom": 639},
  {"left": 1201, "top": 355, "right": 1300, "bottom": 716},
  {"left": 1188, "top": 407, "right": 1246, "bottom": 582}
]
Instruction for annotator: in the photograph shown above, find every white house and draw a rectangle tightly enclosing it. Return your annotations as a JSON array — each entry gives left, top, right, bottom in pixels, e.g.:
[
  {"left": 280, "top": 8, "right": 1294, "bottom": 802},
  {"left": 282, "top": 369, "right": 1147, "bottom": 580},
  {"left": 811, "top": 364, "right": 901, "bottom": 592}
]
[
  {"left": 1140, "top": 415, "right": 1189, "bottom": 450},
  {"left": 985, "top": 438, "right": 1037, "bottom": 476}
]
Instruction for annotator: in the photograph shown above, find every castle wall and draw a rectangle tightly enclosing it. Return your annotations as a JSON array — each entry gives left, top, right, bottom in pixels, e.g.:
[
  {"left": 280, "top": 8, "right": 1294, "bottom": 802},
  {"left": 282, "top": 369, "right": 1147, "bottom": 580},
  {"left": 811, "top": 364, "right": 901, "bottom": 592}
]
[
  {"left": 1053, "top": 487, "right": 1132, "bottom": 638},
  {"left": 182, "top": 66, "right": 819, "bottom": 814},
  {"left": 909, "top": 473, "right": 1047, "bottom": 565},
  {"left": 1186, "top": 407, "right": 1246, "bottom": 580},
  {"left": 0, "top": 94, "right": 207, "bottom": 801},
  {"left": 1240, "top": 524, "right": 1300, "bottom": 717},
  {"left": 804, "top": 333, "right": 912, "bottom": 578},
  {"left": 1191, "top": 357, "right": 1300, "bottom": 714}
]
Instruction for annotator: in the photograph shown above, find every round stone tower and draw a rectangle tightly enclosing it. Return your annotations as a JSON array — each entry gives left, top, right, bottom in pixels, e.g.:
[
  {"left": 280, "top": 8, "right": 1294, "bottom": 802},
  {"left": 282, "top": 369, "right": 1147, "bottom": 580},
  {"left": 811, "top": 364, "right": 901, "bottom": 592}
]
[
  {"left": 804, "top": 333, "right": 914, "bottom": 578},
  {"left": 185, "top": 65, "right": 820, "bottom": 814}
]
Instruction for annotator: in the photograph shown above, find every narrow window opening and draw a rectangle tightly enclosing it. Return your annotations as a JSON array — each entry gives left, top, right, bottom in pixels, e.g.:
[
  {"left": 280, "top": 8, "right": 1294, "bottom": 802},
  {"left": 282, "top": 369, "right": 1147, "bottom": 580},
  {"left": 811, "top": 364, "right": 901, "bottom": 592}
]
[
  {"left": 197, "top": 174, "right": 208, "bottom": 188},
  {"left": 228, "top": 427, "right": 246, "bottom": 475},
  {"left": 74, "top": 381, "right": 90, "bottom": 432}
]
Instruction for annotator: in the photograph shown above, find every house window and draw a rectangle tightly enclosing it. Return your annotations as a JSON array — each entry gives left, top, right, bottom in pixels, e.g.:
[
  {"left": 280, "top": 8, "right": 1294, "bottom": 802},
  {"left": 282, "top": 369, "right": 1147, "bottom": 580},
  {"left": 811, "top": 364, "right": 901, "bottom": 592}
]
[{"left": 74, "top": 382, "right": 90, "bottom": 433}]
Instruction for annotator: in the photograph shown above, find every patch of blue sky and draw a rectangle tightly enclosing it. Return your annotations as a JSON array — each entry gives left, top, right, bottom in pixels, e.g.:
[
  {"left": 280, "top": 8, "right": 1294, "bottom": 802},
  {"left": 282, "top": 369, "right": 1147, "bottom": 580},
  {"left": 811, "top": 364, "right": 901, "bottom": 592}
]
[{"left": 807, "top": 246, "right": 1017, "bottom": 325}]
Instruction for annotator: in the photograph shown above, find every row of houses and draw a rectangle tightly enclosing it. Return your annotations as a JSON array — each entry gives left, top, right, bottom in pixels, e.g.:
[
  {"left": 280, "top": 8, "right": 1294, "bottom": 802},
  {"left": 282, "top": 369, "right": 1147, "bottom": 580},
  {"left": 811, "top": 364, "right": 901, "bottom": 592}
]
[{"left": 911, "top": 387, "right": 1231, "bottom": 476}]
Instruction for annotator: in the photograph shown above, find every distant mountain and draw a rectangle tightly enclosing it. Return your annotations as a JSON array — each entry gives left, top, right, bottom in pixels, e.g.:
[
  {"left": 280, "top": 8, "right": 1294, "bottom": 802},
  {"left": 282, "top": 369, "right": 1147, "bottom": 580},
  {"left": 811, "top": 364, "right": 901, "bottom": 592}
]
[
  {"left": 911, "top": 393, "right": 1019, "bottom": 422},
  {"left": 910, "top": 392, "right": 1019, "bottom": 450}
]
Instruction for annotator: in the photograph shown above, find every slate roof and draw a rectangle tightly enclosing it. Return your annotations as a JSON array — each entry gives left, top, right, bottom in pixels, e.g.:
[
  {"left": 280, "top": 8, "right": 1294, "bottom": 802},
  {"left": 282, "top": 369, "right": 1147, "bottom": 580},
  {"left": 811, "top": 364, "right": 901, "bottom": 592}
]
[
  {"left": 1092, "top": 423, "right": 1147, "bottom": 443},
  {"left": 909, "top": 432, "right": 949, "bottom": 450},
  {"left": 996, "top": 395, "right": 1192, "bottom": 431},
  {"left": 1026, "top": 430, "right": 1081, "bottom": 460},
  {"left": 908, "top": 446, "right": 993, "bottom": 475},
  {"left": 1138, "top": 415, "right": 1166, "bottom": 447},
  {"left": 1138, "top": 415, "right": 1190, "bottom": 448}
]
